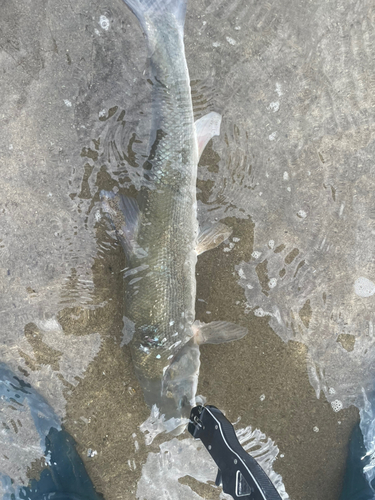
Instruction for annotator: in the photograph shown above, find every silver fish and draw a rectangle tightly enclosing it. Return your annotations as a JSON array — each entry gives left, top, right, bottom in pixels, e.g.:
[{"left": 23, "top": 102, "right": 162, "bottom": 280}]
[{"left": 102, "top": 0, "right": 247, "bottom": 421}]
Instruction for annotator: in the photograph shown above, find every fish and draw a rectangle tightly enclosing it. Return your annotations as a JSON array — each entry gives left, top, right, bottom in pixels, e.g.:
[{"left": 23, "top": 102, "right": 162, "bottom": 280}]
[{"left": 101, "top": 0, "right": 248, "bottom": 422}]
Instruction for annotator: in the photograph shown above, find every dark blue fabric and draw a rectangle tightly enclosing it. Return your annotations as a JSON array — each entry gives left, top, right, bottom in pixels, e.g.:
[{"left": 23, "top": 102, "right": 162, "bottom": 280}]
[
  {"left": 340, "top": 423, "right": 375, "bottom": 500},
  {"left": 0, "top": 363, "right": 103, "bottom": 500},
  {"left": 17, "top": 427, "right": 103, "bottom": 500}
]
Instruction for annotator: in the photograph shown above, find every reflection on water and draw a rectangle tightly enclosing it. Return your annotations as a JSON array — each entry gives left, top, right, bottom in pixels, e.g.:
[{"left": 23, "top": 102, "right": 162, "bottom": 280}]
[
  {"left": 136, "top": 423, "right": 287, "bottom": 500},
  {"left": 202, "top": 0, "right": 375, "bottom": 411},
  {"left": 1, "top": 0, "right": 375, "bottom": 498}
]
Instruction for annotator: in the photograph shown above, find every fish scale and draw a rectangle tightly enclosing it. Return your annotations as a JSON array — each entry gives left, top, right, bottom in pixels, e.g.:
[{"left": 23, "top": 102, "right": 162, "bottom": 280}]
[
  {"left": 129, "top": 13, "right": 198, "bottom": 376},
  {"left": 101, "top": 0, "right": 248, "bottom": 419}
]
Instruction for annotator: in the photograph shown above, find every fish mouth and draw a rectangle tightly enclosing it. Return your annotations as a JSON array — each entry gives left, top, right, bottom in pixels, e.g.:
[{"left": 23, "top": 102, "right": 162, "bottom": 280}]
[
  {"left": 134, "top": 368, "right": 193, "bottom": 421},
  {"left": 132, "top": 339, "right": 200, "bottom": 424}
]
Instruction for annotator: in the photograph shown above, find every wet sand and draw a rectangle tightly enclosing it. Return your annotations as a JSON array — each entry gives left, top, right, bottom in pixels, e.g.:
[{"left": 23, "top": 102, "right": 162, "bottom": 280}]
[
  {"left": 1, "top": 0, "right": 369, "bottom": 498},
  {"left": 58, "top": 211, "right": 358, "bottom": 500}
]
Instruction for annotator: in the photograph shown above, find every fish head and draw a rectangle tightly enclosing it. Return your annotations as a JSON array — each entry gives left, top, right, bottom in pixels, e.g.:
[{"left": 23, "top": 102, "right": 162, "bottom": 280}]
[
  {"left": 132, "top": 337, "right": 200, "bottom": 428},
  {"left": 161, "top": 339, "right": 200, "bottom": 416}
]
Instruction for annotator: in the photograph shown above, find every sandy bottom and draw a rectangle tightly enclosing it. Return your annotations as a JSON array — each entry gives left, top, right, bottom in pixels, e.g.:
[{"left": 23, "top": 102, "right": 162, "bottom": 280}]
[{"left": 60, "top": 215, "right": 358, "bottom": 500}]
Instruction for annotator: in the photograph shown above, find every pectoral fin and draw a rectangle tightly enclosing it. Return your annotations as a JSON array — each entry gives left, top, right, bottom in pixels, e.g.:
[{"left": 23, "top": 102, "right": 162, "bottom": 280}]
[
  {"left": 195, "top": 112, "right": 222, "bottom": 159},
  {"left": 100, "top": 190, "right": 147, "bottom": 259},
  {"left": 193, "top": 320, "right": 248, "bottom": 345},
  {"left": 196, "top": 221, "right": 233, "bottom": 255}
]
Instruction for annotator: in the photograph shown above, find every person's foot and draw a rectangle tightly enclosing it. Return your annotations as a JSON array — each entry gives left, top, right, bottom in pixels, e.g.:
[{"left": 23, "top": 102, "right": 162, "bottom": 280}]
[
  {"left": 0, "top": 363, "right": 103, "bottom": 500},
  {"left": 340, "top": 423, "right": 375, "bottom": 500}
]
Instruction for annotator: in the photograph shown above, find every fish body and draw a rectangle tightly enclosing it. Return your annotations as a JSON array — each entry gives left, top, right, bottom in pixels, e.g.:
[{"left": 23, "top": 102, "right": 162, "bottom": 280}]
[{"left": 102, "top": 0, "right": 247, "bottom": 420}]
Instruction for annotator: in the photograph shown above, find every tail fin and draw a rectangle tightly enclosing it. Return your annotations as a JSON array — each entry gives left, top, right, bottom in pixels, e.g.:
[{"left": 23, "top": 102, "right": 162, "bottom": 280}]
[{"left": 123, "top": 0, "right": 187, "bottom": 33}]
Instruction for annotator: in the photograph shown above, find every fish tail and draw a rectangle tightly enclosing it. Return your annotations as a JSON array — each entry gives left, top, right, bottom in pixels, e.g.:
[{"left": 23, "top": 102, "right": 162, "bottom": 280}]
[{"left": 122, "top": 0, "right": 187, "bottom": 34}]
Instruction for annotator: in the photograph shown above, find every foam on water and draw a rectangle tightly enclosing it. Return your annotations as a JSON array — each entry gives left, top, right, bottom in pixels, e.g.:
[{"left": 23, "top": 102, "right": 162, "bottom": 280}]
[
  {"left": 0, "top": 318, "right": 101, "bottom": 484},
  {"left": 193, "top": 6, "right": 375, "bottom": 417},
  {"left": 189, "top": 3, "right": 375, "bottom": 414},
  {"left": 354, "top": 277, "right": 375, "bottom": 298},
  {"left": 139, "top": 405, "right": 190, "bottom": 445},
  {"left": 137, "top": 410, "right": 289, "bottom": 500},
  {"left": 185, "top": 2, "right": 375, "bottom": 490}
]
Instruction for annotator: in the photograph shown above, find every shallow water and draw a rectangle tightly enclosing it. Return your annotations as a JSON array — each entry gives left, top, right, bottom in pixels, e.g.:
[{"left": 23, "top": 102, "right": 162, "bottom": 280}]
[{"left": 1, "top": 0, "right": 374, "bottom": 498}]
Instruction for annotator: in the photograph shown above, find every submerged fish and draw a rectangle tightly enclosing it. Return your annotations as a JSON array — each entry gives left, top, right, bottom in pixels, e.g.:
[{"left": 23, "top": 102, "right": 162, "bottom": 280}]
[{"left": 101, "top": 0, "right": 247, "bottom": 421}]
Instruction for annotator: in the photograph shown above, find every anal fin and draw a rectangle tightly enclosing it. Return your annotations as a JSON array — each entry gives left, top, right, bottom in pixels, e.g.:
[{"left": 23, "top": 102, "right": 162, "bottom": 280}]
[
  {"left": 193, "top": 320, "right": 248, "bottom": 345},
  {"left": 100, "top": 190, "right": 147, "bottom": 259}
]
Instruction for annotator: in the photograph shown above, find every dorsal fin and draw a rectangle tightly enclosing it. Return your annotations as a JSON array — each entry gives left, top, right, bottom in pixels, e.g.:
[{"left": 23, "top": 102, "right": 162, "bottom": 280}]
[{"left": 195, "top": 112, "right": 222, "bottom": 159}]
